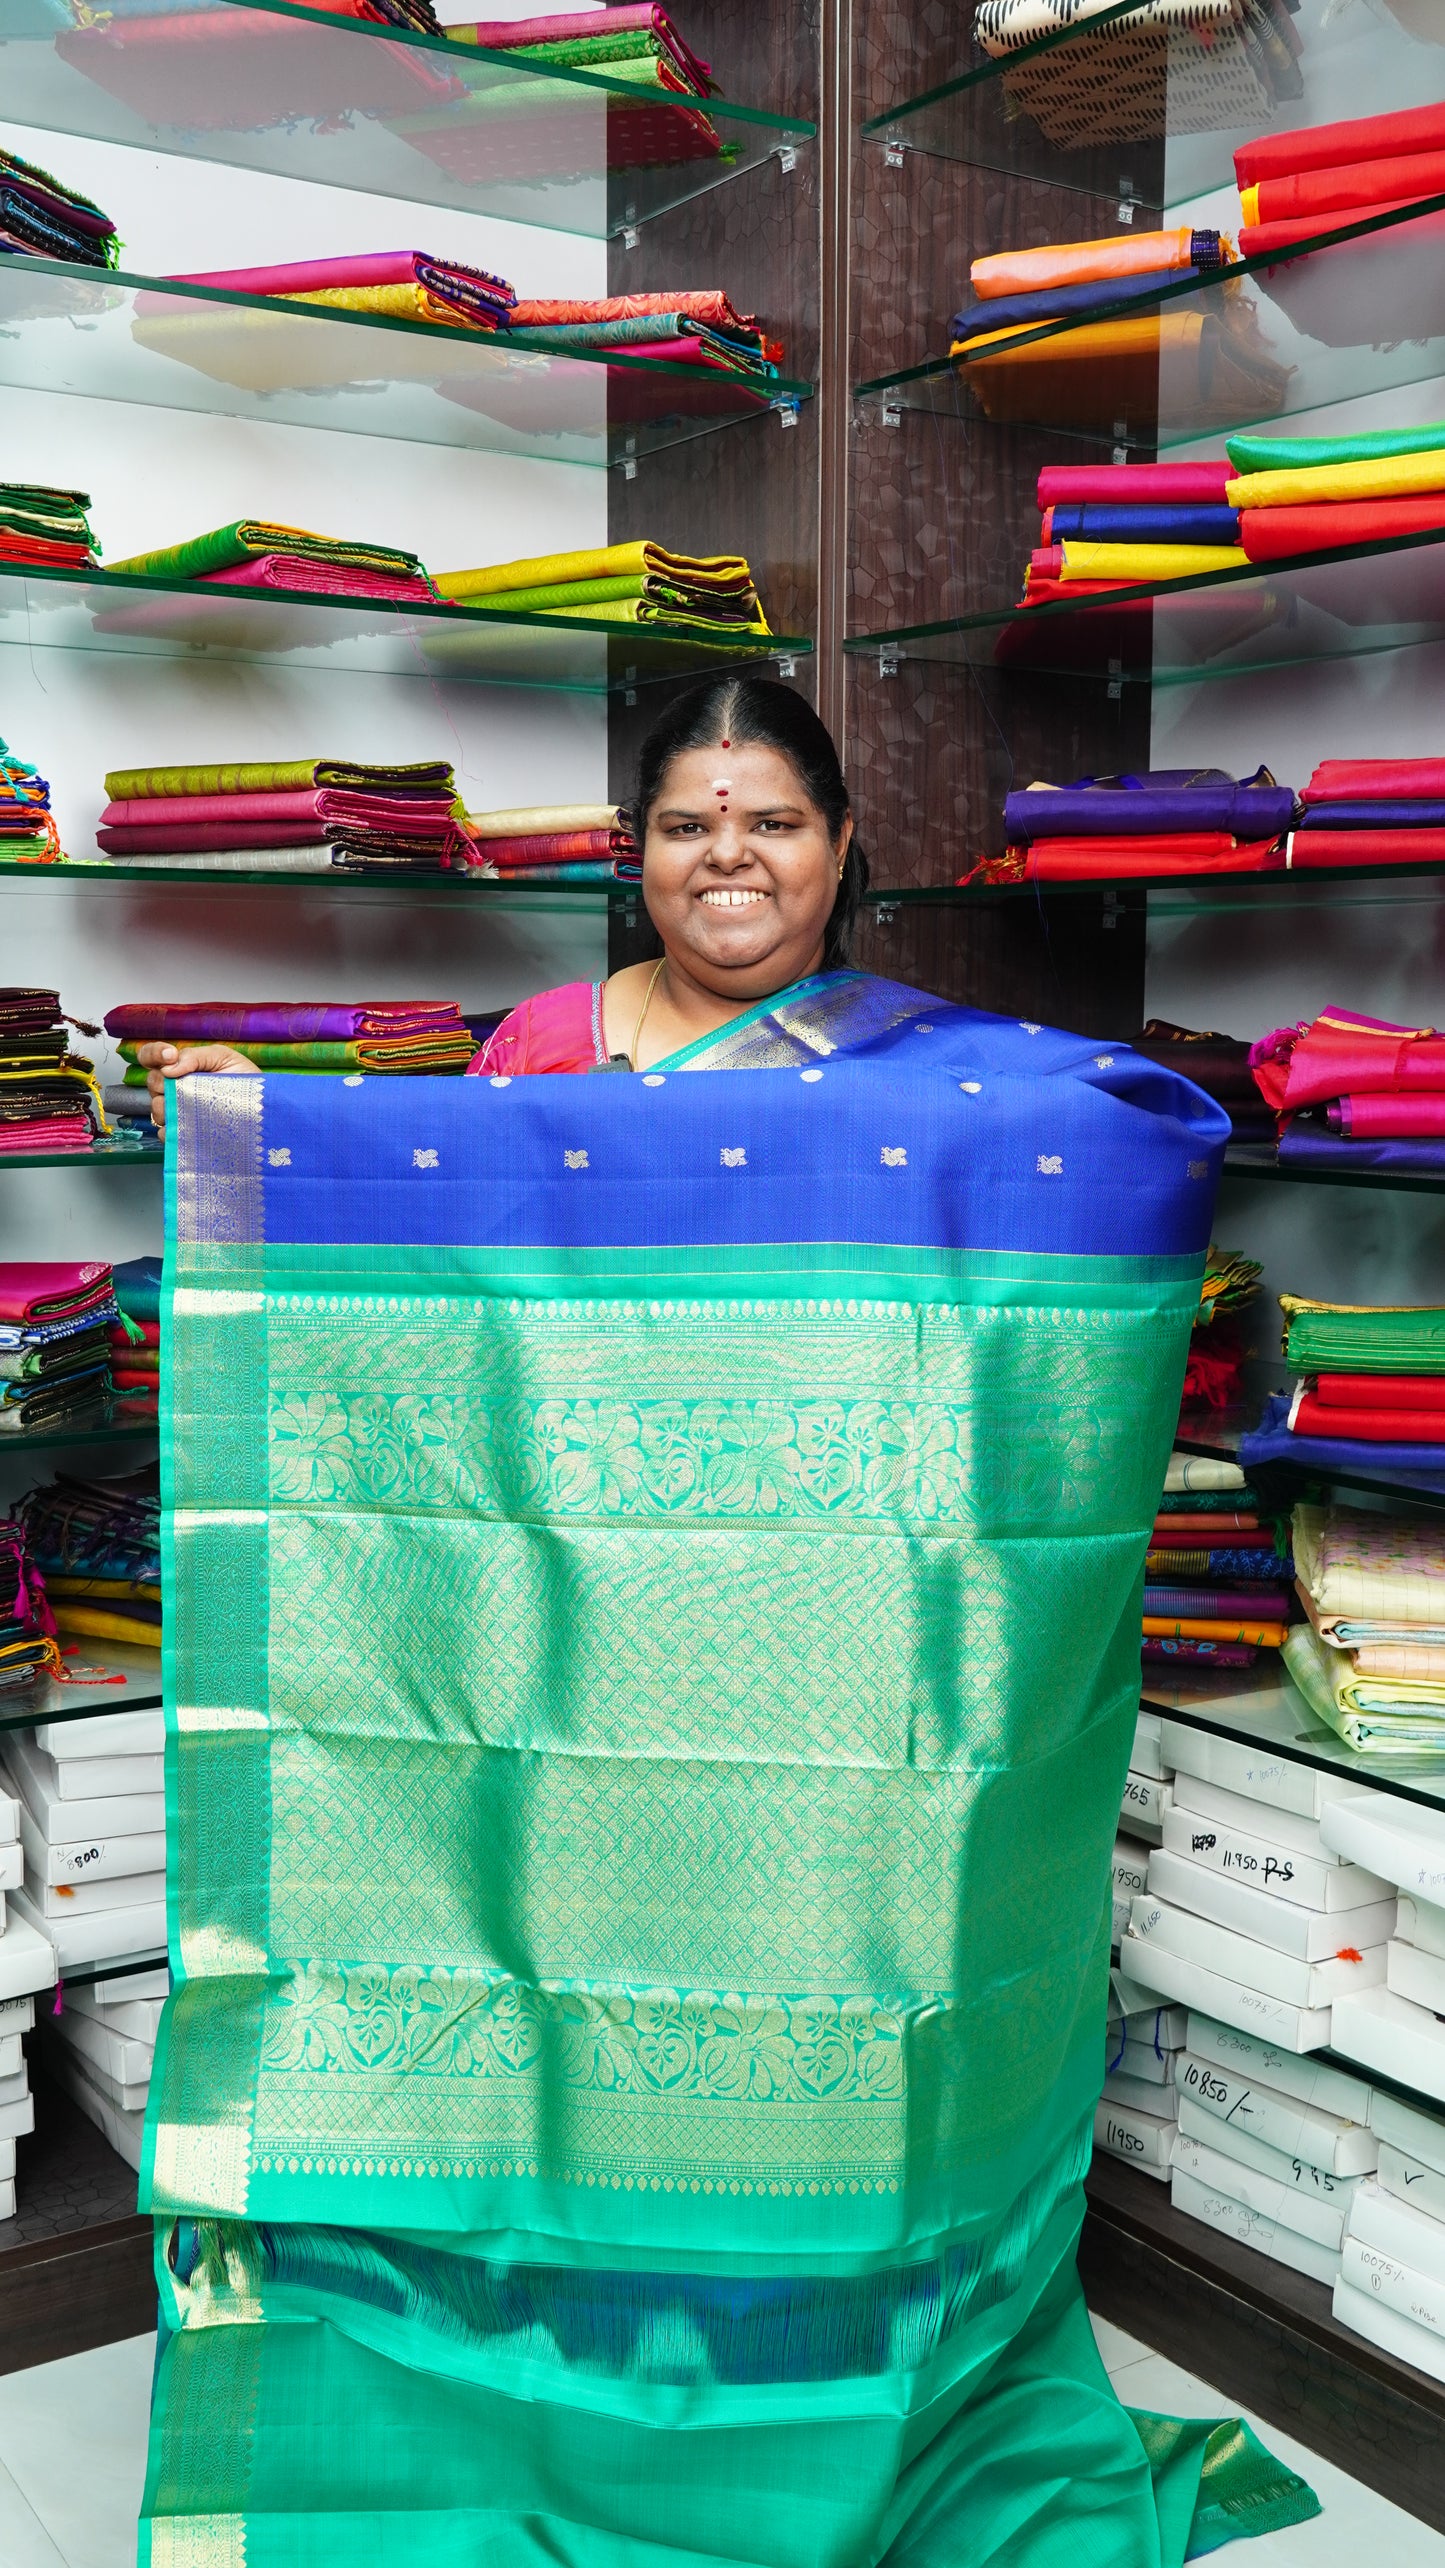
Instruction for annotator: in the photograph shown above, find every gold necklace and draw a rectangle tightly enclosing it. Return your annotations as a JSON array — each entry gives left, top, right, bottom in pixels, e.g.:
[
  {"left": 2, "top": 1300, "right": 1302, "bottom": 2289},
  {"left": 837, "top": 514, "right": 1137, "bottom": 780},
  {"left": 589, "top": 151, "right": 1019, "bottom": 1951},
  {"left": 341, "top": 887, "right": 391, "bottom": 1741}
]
[{"left": 629, "top": 957, "right": 667, "bottom": 1071}]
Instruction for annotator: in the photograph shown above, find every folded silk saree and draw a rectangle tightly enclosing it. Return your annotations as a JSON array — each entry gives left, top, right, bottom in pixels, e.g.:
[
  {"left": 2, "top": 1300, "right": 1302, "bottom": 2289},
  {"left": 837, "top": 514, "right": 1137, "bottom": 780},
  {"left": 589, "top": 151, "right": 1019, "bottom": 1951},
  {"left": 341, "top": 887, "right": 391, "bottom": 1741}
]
[
  {"left": 1283, "top": 1622, "right": 1445, "bottom": 1753},
  {"left": 108, "top": 522, "right": 427, "bottom": 583},
  {"left": 142, "top": 984, "right": 1316, "bottom": 2558}
]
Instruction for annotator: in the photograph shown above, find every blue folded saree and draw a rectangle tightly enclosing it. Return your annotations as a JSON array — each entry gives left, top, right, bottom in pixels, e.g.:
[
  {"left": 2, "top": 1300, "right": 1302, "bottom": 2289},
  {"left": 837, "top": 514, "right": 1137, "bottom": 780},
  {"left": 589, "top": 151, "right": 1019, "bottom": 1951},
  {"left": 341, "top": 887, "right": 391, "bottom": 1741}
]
[
  {"left": 1047, "top": 508, "right": 1242, "bottom": 546},
  {"left": 140, "top": 971, "right": 1315, "bottom": 2563},
  {"left": 1241, "top": 1389, "right": 1445, "bottom": 1488}
]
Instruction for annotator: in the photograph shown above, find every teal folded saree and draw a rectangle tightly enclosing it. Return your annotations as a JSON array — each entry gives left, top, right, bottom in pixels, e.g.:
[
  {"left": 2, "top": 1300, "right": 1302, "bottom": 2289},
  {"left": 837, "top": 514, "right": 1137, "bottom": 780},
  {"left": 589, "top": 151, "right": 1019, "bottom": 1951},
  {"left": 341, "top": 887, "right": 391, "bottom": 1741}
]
[{"left": 140, "top": 979, "right": 1317, "bottom": 2562}]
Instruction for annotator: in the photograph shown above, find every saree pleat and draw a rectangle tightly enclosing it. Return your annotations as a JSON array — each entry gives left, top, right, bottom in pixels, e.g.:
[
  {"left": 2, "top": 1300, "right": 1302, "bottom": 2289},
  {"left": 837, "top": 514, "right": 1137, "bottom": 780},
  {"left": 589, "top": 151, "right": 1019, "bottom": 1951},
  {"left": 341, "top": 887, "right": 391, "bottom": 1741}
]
[{"left": 141, "top": 981, "right": 1314, "bottom": 2560}]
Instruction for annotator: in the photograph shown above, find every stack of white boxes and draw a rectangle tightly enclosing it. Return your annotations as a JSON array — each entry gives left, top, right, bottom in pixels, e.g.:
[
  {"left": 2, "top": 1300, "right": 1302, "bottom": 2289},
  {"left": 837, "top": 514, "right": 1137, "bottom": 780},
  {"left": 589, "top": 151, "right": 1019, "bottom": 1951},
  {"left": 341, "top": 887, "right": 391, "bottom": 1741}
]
[
  {"left": 1119, "top": 1723, "right": 1396, "bottom": 2051},
  {"left": 44, "top": 1963, "right": 166, "bottom": 2170},
  {"left": 1094, "top": 1713, "right": 1187, "bottom": 2179},
  {"left": 2, "top": 1708, "right": 166, "bottom": 1980},
  {"left": 1336, "top": 2087, "right": 1445, "bottom": 2383},
  {"left": 0, "top": 1780, "right": 64, "bottom": 2216},
  {"left": 1322, "top": 1794, "right": 1445, "bottom": 2105},
  {"left": 1169, "top": 2016, "right": 1376, "bottom": 2283}
]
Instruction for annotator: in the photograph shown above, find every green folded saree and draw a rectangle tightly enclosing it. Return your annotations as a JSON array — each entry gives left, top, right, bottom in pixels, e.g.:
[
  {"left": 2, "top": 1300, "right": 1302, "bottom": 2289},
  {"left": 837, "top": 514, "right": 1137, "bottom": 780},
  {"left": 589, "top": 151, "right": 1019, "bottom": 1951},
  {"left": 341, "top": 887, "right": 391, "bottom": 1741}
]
[
  {"left": 1282, "top": 1293, "right": 1445, "bottom": 1374},
  {"left": 105, "top": 759, "right": 454, "bottom": 800},
  {"left": 1227, "top": 422, "right": 1445, "bottom": 476},
  {"left": 141, "top": 1008, "right": 1315, "bottom": 2561},
  {"left": 108, "top": 521, "right": 424, "bottom": 582}
]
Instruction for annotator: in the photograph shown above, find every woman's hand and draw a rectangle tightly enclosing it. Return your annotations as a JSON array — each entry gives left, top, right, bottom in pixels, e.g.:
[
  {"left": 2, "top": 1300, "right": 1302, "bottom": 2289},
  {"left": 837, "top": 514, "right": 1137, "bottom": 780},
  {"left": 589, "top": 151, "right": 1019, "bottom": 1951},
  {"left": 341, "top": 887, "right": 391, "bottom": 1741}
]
[{"left": 134, "top": 1041, "right": 260, "bottom": 1135}]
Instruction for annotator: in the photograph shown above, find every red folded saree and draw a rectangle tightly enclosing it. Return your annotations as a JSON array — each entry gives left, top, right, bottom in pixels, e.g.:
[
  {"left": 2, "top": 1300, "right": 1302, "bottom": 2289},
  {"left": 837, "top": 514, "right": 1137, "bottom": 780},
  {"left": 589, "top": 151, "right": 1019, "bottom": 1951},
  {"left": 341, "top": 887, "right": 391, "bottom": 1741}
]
[
  {"left": 1332, "top": 1094, "right": 1445, "bottom": 1135},
  {"left": 1153, "top": 1513, "right": 1265, "bottom": 1537},
  {"left": 1311, "top": 1373, "right": 1445, "bottom": 1409},
  {"left": 460, "top": 827, "right": 629, "bottom": 870},
  {"left": 1293, "top": 1394, "right": 1445, "bottom": 1442},
  {"left": 1240, "top": 202, "right": 1427, "bottom": 262},
  {"left": 0, "top": 532, "right": 91, "bottom": 567},
  {"left": 510, "top": 292, "right": 758, "bottom": 331},
  {"left": 1240, "top": 498, "right": 1445, "bottom": 559},
  {"left": 1252, "top": 150, "right": 1445, "bottom": 226},
  {"left": 1291, "top": 830, "right": 1445, "bottom": 868},
  {"left": 998, "top": 835, "right": 1281, "bottom": 879},
  {"left": 1036, "top": 462, "right": 1233, "bottom": 507},
  {"left": 1305, "top": 759, "right": 1445, "bottom": 800},
  {"left": 1236, "top": 102, "right": 1445, "bottom": 189},
  {"left": 0, "top": 1261, "right": 112, "bottom": 1322}
]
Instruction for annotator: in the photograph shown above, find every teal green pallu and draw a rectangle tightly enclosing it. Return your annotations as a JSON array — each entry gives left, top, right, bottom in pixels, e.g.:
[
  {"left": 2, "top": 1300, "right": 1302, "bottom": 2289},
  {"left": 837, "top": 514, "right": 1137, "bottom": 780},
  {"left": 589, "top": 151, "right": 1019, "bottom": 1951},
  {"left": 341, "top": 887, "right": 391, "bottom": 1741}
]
[{"left": 139, "top": 984, "right": 1317, "bottom": 2564}]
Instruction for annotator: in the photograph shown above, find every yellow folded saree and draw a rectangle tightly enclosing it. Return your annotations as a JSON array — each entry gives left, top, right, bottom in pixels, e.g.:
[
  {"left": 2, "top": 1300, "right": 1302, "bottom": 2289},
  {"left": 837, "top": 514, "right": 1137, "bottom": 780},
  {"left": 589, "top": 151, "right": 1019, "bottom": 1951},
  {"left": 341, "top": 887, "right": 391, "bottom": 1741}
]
[
  {"left": 436, "top": 541, "right": 769, "bottom": 633},
  {"left": 437, "top": 541, "right": 755, "bottom": 599},
  {"left": 1057, "top": 540, "right": 1249, "bottom": 581},
  {"left": 1227, "top": 447, "right": 1445, "bottom": 506}
]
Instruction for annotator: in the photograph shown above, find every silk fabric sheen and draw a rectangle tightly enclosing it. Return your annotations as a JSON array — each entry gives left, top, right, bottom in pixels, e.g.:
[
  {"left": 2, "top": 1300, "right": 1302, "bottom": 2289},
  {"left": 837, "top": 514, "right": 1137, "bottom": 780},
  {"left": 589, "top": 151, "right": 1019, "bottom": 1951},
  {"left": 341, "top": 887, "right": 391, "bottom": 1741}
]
[{"left": 140, "top": 981, "right": 1315, "bottom": 2559}]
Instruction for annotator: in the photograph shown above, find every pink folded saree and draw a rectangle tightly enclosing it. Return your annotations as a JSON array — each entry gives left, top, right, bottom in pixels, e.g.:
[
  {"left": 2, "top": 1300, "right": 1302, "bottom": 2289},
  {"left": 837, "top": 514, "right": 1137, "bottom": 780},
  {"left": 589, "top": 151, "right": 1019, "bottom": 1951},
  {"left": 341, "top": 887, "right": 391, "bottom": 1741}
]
[
  {"left": 101, "top": 789, "right": 456, "bottom": 830},
  {"left": 196, "top": 559, "right": 444, "bottom": 604},
  {"left": 164, "top": 250, "right": 515, "bottom": 326},
  {"left": 1036, "top": 461, "right": 1233, "bottom": 507},
  {"left": 1250, "top": 1007, "right": 1445, "bottom": 1112},
  {"left": 465, "top": 978, "right": 603, "bottom": 1075},
  {"left": 1304, "top": 759, "right": 1445, "bottom": 800},
  {"left": 1333, "top": 1095, "right": 1445, "bottom": 1135},
  {"left": 0, "top": 1261, "right": 113, "bottom": 1322}
]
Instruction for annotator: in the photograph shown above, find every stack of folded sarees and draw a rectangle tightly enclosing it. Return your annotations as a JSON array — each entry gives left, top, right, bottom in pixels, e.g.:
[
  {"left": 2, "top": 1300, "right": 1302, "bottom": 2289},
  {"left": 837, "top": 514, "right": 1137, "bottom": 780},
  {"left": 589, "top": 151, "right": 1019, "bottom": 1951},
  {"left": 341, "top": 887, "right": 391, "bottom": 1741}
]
[
  {"left": 1145, "top": 1448, "right": 1291, "bottom": 1671},
  {"left": 105, "top": 520, "right": 442, "bottom": 607},
  {"left": 948, "top": 226, "right": 1288, "bottom": 433},
  {"left": 0, "top": 483, "right": 97, "bottom": 572},
  {"left": 105, "top": 998, "right": 476, "bottom": 1077},
  {"left": 0, "top": 146, "right": 117, "bottom": 270},
  {"left": 1130, "top": 1020, "right": 1277, "bottom": 1140},
  {"left": 1226, "top": 422, "right": 1445, "bottom": 587},
  {"left": 17, "top": 1466, "right": 161, "bottom": 1655},
  {"left": 1015, "top": 457, "right": 1241, "bottom": 609},
  {"left": 96, "top": 756, "right": 466, "bottom": 875},
  {"left": 436, "top": 540, "right": 769, "bottom": 634},
  {"left": 1241, "top": 1291, "right": 1445, "bottom": 1497},
  {"left": 0, "top": 990, "right": 108, "bottom": 1156},
  {"left": 108, "top": 1258, "right": 161, "bottom": 1425},
  {"left": 0, "top": 1520, "right": 59, "bottom": 1698},
  {"left": 963, "top": 764, "right": 1295, "bottom": 883},
  {"left": 129, "top": 251, "right": 517, "bottom": 393},
  {"left": 1251, "top": 1003, "right": 1445, "bottom": 1177},
  {"left": 0, "top": 739, "right": 61, "bottom": 868},
  {"left": 973, "top": 0, "right": 1299, "bottom": 147},
  {"left": 1285, "top": 1503, "right": 1445, "bottom": 1755},
  {"left": 418, "top": 7, "right": 724, "bottom": 181},
  {"left": 1237, "top": 99, "right": 1445, "bottom": 268},
  {"left": 1181, "top": 1243, "right": 1263, "bottom": 1418},
  {"left": 0, "top": 1263, "right": 117, "bottom": 1439},
  {"left": 1288, "top": 759, "right": 1445, "bottom": 872},
  {"left": 460, "top": 803, "right": 640, "bottom": 882}
]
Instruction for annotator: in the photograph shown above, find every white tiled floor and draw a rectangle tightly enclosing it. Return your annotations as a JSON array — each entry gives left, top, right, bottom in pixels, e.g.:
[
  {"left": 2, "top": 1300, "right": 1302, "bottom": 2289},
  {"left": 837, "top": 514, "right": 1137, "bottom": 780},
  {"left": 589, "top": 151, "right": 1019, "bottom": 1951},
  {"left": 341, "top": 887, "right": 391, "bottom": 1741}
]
[{"left": 0, "top": 2319, "right": 1440, "bottom": 2563}]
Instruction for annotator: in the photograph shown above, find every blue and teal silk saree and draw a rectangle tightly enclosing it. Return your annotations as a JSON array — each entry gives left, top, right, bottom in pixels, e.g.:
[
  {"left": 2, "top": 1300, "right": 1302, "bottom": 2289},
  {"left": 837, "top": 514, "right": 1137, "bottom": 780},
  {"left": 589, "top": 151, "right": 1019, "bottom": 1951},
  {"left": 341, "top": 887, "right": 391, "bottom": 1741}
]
[{"left": 141, "top": 973, "right": 1317, "bottom": 2563}]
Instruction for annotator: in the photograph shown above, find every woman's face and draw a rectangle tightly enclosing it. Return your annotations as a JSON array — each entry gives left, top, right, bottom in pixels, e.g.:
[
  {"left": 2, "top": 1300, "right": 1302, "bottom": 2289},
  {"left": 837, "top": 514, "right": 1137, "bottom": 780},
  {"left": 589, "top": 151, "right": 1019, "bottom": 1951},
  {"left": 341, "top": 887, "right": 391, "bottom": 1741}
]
[{"left": 642, "top": 740, "right": 851, "bottom": 998}]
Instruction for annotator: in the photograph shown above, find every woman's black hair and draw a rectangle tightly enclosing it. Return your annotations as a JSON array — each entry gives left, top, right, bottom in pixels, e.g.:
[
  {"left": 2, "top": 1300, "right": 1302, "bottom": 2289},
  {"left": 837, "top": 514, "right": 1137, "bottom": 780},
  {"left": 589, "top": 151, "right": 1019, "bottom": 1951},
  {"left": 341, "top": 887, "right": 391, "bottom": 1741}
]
[{"left": 631, "top": 676, "right": 870, "bottom": 969}]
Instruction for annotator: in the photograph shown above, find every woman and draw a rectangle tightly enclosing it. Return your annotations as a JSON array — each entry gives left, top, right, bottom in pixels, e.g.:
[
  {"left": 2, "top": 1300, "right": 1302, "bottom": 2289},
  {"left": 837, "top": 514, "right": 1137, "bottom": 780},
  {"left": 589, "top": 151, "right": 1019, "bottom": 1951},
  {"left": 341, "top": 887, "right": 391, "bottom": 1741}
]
[
  {"left": 140, "top": 685, "right": 1310, "bottom": 2563},
  {"left": 137, "top": 677, "right": 934, "bottom": 1116}
]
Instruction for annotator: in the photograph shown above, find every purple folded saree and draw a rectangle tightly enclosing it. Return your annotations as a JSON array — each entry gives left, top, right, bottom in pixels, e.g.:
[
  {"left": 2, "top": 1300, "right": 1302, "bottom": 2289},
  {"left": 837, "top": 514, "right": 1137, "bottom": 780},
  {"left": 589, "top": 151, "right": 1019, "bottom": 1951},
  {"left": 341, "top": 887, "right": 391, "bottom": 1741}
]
[
  {"left": 1005, "top": 767, "right": 1298, "bottom": 841},
  {"left": 104, "top": 1001, "right": 467, "bottom": 1043}
]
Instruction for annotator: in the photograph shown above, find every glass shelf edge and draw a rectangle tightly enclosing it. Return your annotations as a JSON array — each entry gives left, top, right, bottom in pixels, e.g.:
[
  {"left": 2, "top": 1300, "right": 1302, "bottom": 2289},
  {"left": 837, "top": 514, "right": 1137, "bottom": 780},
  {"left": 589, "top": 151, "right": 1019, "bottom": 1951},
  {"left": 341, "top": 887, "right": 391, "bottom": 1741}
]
[
  {"left": 0, "top": 862, "right": 635, "bottom": 899},
  {"left": 1140, "top": 1687, "right": 1445, "bottom": 1812}
]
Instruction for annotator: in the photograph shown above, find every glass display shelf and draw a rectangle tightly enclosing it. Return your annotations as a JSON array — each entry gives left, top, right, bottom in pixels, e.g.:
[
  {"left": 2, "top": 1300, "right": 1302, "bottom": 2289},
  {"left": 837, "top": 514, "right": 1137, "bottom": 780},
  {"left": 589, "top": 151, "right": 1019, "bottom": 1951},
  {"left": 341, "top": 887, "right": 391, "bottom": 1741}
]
[
  {"left": 856, "top": 197, "right": 1445, "bottom": 457},
  {"left": 845, "top": 525, "right": 1445, "bottom": 692},
  {"left": 1141, "top": 1667, "right": 1445, "bottom": 1814},
  {"left": 865, "top": 0, "right": 1441, "bottom": 215},
  {"left": 3, "top": 1140, "right": 160, "bottom": 1169},
  {"left": 0, "top": 563, "right": 809, "bottom": 695},
  {"left": 0, "top": 0, "right": 814, "bottom": 243},
  {"left": 0, "top": 257, "right": 811, "bottom": 473},
  {"left": 0, "top": 859, "right": 631, "bottom": 907},
  {"left": 60, "top": 1947, "right": 167, "bottom": 1988},
  {"left": 0, "top": 1647, "right": 161, "bottom": 1730},
  {"left": 1223, "top": 1144, "right": 1445, "bottom": 1197},
  {"left": 0, "top": 1421, "right": 158, "bottom": 1452},
  {"left": 851, "top": 867, "right": 1445, "bottom": 917}
]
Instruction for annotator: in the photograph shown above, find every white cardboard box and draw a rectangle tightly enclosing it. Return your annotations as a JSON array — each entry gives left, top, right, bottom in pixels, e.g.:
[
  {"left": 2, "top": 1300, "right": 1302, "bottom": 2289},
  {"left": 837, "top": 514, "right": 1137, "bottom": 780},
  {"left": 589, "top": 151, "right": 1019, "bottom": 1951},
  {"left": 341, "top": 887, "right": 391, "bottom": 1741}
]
[
  {"left": 0, "top": 1791, "right": 17, "bottom": 1846},
  {"left": 1112, "top": 1837, "right": 1151, "bottom": 1899},
  {"left": 0, "top": 2094, "right": 35, "bottom": 2140},
  {"left": 31, "top": 1868, "right": 165, "bottom": 1920},
  {"left": 8, "top": 1885, "right": 164, "bottom": 1973},
  {"left": 1175, "top": 2055, "right": 1376, "bottom": 2174},
  {"left": 1106, "top": 2034, "right": 1175, "bottom": 2087},
  {"left": 36, "top": 1711, "right": 163, "bottom": 1764},
  {"left": 1118, "top": 1934, "right": 1332, "bottom": 2050},
  {"left": 1160, "top": 1725, "right": 1357, "bottom": 1821},
  {"left": 1333, "top": 2276, "right": 1445, "bottom": 2384},
  {"left": 1331, "top": 1986, "right": 1445, "bottom": 2106},
  {"left": 1176, "top": 2094, "right": 1366, "bottom": 2209},
  {"left": 1185, "top": 2017, "right": 1373, "bottom": 2121},
  {"left": 1379, "top": 2144, "right": 1445, "bottom": 2226},
  {"left": 0, "top": 2178, "right": 16, "bottom": 2221},
  {"left": 1350, "top": 2177, "right": 1445, "bottom": 2282},
  {"left": 1170, "top": 2166, "right": 1341, "bottom": 2285},
  {"left": 0, "top": 2035, "right": 21, "bottom": 2081},
  {"left": 1120, "top": 1771, "right": 1172, "bottom": 1841},
  {"left": 1341, "top": 2236, "right": 1445, "bottom": 2342},
  {"left": 1160, "top": 1805, "right": 1388, "bottom": 1913},
  {"left": 1129, "top": 1893, "right": 1386, "bottom": 2011},
  {"left": 1171, "top": 2131, "right": 1355, "bottom": 2250},
  {"left": 58, "top": 2046, "right": 148, "bottom": 2114},
  {"left": 1371, "top": 2087, "right": 1445, "bottom": 2176},
  {"left": 90, "top": 1966, "right": 168, "bottom": 2006},
  {"left": 1398, "top": 1894, "right": 1445, "bottom": 1961},
  {"left": 0, "top": 1997, "right": 34, "bottom": 2036},
  {"left": 1131, "top": 1710, "right": 1170, "bottom": 1781},
  {"left": 1388, "top": 1938, "right": 1445, "bottom": 2018},
  {"left": 16, "top": 1803, "right": 165, "bottom": 1891},
  {"left": 0, "top": 1845, "right": 21, "bottom": 1894},
  {"left": 51, "top": 2008, "right": 152, "bottom": 2088},
  {"left": 1094, "top": 2097, "right": 1174, "bottom": 2178},
  {"left": 1173, "top": 1772, "right": 1338, "bottom": 1860},
  {"left": 45, "top": 2044, "right": 143, "bottom": 2174},
  {"left": 1148, "top": 1846, "right": 1396, "bottom": 1962},
  {"left": 1321, "top": 1792, "right": 1445, "bottom": 1904},
  {"left": 0, "top": 1913, "right": 57, "bottom": 2003},
  {"left": 64, "top": 1987, "right": 163, "bottom": 2042},
  {"left": 1102, "top": 2067, "right": 1179, "bottom": 2121},
  {"left": 2, "top": 1733, "right": 165, "bottom": 1843}
]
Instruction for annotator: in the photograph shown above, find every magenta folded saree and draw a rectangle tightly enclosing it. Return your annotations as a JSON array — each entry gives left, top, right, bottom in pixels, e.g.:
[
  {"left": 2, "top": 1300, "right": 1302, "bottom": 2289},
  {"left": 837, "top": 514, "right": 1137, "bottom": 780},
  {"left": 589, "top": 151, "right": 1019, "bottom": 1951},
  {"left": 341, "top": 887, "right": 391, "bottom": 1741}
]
[
  {"left": 101, "top": 789, "right": 457, "bottom": 831},
  {"left": 104, "top": 1002, "right": 466, "bottom": 1043},
  {"left": 98, "top": 822, "right": 333, "bottom": 855},
  {"left": 0, "top": 1117, "right": 93, "bottom": 1155},
  {"left": 1036, "top": 462, "right": 1233, "bottom": 507},
  {"left": 0, "top": 1260, "right": 112, "bottom": 1323},
  {"left": 167, "top": 251, "right": 516, "bottom": 328},
  {"left": 197, "top": 560, "right": 444, "bottom": 604}
]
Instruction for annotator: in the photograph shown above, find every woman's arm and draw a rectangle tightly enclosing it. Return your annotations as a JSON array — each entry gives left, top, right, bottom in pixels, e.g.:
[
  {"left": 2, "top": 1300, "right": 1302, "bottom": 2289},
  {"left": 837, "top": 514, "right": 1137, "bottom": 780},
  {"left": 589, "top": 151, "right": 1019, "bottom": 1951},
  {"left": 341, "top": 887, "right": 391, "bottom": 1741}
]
[{"left": 134, "top": 1040, "right": 260, "bottom": 1135}]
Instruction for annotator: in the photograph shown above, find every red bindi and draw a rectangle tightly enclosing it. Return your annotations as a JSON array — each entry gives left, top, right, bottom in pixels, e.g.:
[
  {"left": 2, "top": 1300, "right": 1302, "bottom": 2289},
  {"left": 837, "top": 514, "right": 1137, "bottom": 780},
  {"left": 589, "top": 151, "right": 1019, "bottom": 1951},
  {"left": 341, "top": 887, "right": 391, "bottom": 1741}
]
[{"left": 720, "top": 738, "right": 730, "bottom": 748}]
